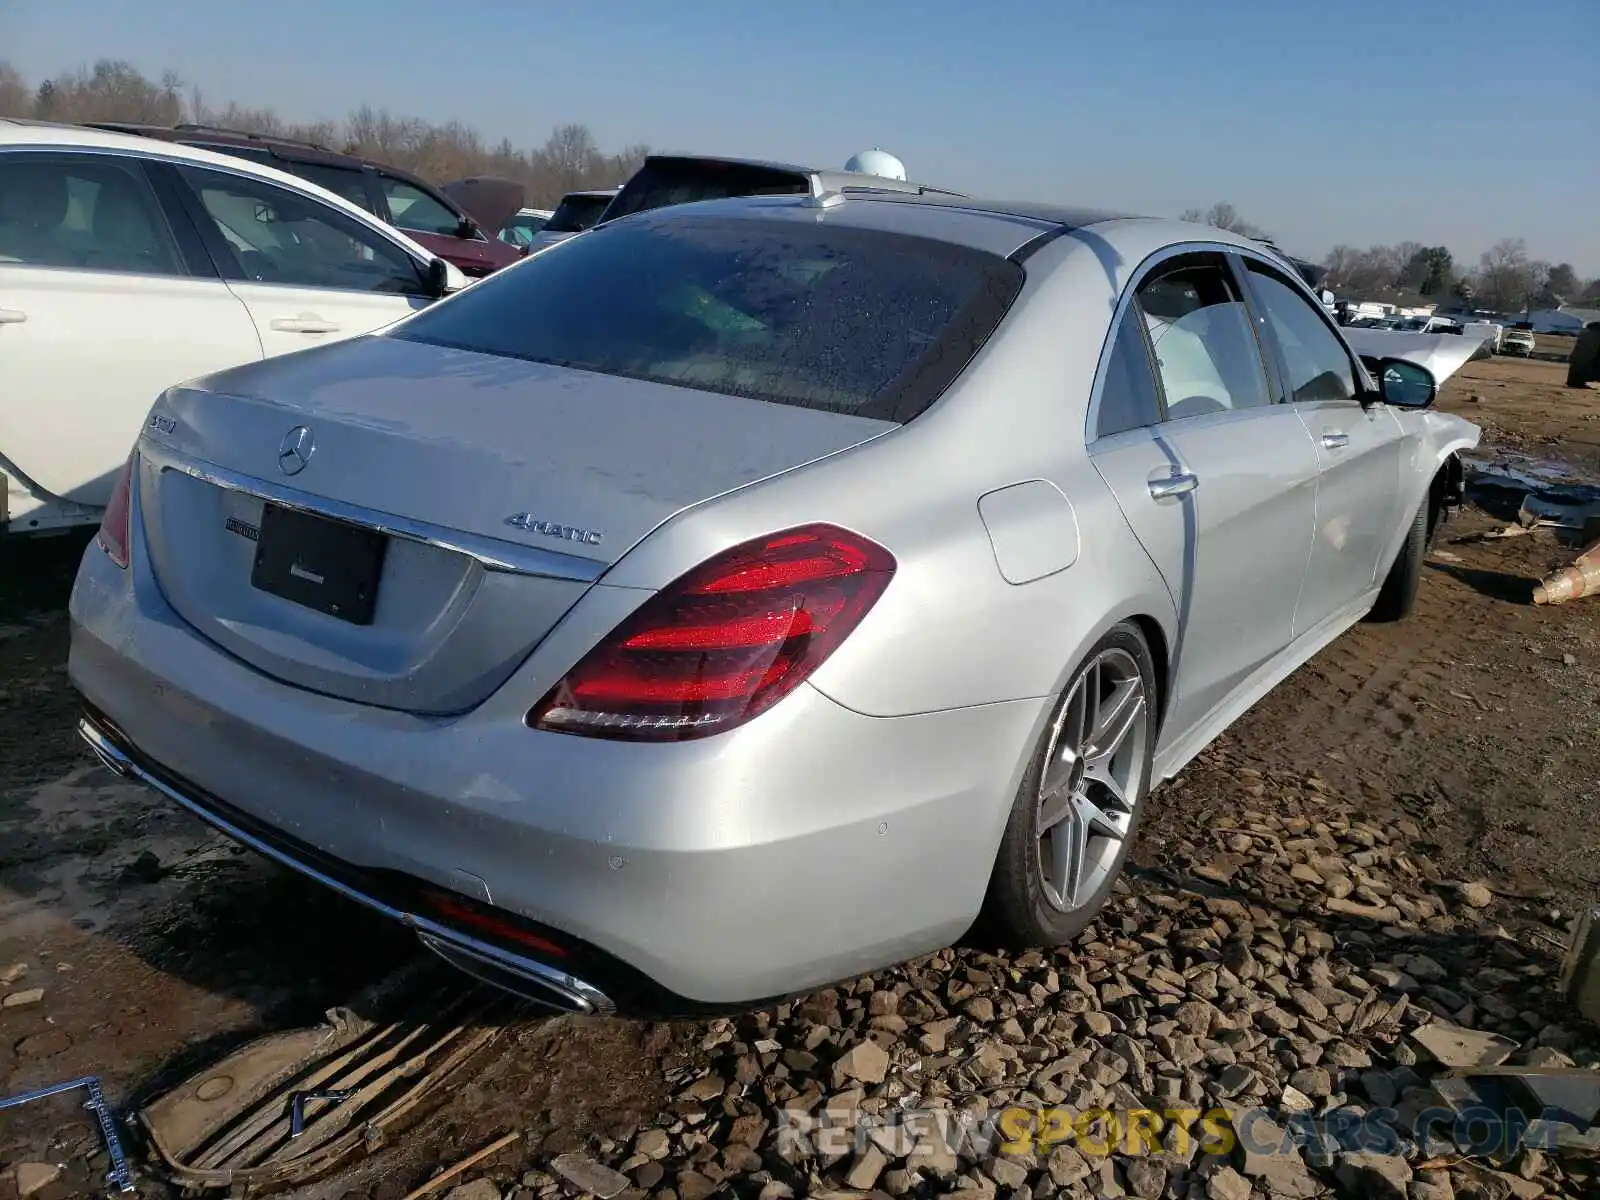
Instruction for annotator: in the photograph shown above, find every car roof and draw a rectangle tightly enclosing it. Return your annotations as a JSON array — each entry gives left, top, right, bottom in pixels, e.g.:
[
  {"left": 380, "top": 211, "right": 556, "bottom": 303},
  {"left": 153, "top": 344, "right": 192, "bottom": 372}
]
[
  {"left": 77, "top": 120, "right": 455, "bottom": 196},
  {"left": 610, "top": 187, "right": 1133, "bottom": 259},
  {"left": 0, "top": 119, "right": 443, "bottom": 262},
  {"left": 610, "top": 188, "right": 1315, "bottom": 275},
  {"left": 560, "top": 188, "right": 620, "bottom": 199}
]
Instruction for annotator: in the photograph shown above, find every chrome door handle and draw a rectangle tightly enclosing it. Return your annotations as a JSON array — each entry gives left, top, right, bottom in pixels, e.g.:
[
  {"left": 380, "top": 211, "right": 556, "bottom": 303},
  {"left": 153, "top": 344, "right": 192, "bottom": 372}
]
[
  {"left": 270, "top": 316, "right": 341, "bottom": 334},
  {"left": 1148, "top": 473, "right": 1198, "bottom": 499},
  {"left": 0, "top": 308, "right": 26, "bottom": 325},
  {"left": 1321, "top": 432, "right": 1351, "bottom": 450}
]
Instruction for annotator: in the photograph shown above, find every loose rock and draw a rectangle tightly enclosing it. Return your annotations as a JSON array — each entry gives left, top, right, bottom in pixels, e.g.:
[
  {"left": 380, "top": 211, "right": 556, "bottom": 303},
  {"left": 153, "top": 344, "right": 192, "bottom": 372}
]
[
  {"left": 551, "top": 1152, "right": 630, "bottom": 1198},
  {"left": 833, "top": 1038, "right": 890, "bottom": 1087},
  {"left": 14, "top": 1163, "right": 62, "bottom": 1198}
]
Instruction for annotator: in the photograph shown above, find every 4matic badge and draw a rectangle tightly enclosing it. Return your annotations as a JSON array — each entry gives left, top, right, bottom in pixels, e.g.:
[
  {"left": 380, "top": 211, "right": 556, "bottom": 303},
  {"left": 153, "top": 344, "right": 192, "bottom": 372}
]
[{"left": 504, "top": 513, "right": 604, "bottom": 546}]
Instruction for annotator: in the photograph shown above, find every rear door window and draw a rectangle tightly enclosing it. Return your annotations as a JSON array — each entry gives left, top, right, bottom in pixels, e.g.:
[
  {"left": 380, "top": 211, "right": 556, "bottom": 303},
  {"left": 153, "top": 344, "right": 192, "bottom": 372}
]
[
  {"left": 379, "top": 176, "right": 465, "bottom": 236},
  {"left": 603, "top": 159, "right": 810, "bottom": 223},
  {"left": 0, "top": 151, "right": 186, "bottom": 276},
  {"left": 542, "top": 193, "right": 613, "bottom": 234},
  {"left": 395, "top": 215, "right": 1023, "bottom": 423},
  {"left": 1136, "top": 261, "right": 1273, "bottom": 421}
]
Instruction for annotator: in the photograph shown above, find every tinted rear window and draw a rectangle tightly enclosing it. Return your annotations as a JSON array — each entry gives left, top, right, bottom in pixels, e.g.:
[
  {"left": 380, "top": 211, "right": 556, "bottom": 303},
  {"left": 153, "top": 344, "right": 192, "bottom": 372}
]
[
  {"left": 543, "top": 194, "right": 613, "bottom": 233},
  {"left": 396, "top": 215, "right": 1023, "bottom": 423},
  {"left": 604, "top": 159, "right": 809, "bottom": 223}
]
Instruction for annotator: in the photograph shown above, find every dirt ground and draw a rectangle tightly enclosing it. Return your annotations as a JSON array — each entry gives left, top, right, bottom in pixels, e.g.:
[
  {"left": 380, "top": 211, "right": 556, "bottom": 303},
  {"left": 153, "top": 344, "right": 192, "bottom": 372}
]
[{"left": 1, "top": 354, "right": 1597, "bottom": 1199}]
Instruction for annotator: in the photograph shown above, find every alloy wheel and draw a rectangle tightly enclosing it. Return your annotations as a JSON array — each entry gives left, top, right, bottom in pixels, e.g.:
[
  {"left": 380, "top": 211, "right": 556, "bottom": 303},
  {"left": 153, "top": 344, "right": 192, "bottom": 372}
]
[{"left": 1035, "top": 647, "right": 1150, "bottom": 912}]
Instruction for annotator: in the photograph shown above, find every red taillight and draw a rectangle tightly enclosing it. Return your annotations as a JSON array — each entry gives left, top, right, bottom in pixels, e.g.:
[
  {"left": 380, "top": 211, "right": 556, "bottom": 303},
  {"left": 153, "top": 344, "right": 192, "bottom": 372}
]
[
  {"left": 529, "top": 523, "right": 896, "bottom": 741},
  {"left": 97, "top": 453, "right": 135, "bottom": 569},
  {"left": 419, "top": 891, "right": 569, "bottom": 958}
]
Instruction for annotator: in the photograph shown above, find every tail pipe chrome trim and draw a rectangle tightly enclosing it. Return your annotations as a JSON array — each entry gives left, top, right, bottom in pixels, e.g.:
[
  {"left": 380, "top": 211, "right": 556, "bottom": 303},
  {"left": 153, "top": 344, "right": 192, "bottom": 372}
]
[{"left": 76, "top": 716, "right": 614, "bottom": 1016}]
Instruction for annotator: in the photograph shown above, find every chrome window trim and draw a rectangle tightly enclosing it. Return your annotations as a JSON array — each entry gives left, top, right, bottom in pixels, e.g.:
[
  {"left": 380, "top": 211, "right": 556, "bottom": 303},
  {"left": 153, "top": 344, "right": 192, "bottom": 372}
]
[{"left": 139, "top": 438, "right": 608, "bottom": 583}]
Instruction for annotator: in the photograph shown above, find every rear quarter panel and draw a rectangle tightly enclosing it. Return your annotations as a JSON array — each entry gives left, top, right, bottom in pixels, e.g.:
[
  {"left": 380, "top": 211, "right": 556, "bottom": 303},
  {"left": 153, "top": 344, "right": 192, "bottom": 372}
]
[{"left": 597, "top": 235, "right": 1180, "bottom": 719}]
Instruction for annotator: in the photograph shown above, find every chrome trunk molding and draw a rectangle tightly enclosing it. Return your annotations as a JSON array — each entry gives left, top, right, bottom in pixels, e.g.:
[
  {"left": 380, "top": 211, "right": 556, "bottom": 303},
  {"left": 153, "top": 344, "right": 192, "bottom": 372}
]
[{"left": 137, "top": 440, "right": 608, "bottom": 582}]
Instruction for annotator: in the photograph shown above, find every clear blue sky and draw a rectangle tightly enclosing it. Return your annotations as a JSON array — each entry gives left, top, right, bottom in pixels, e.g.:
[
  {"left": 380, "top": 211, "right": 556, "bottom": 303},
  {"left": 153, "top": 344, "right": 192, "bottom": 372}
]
[{"left": 6, "top": 0, "right": 1597, "bottom": 274}]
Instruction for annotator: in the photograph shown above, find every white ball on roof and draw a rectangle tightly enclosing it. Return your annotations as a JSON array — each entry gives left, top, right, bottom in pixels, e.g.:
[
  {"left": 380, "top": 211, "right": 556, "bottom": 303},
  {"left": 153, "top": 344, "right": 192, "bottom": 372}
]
[{"left": 844, "top": 148, "right": 907, "bottom": 181}]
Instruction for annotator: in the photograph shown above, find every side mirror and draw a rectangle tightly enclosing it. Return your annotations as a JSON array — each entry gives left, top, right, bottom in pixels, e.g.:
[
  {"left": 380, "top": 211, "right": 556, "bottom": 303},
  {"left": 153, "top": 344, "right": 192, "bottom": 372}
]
[
  {"left": 422, "top": 257, "right": 466, "bottom": 298},
  {"left": 456, "top": 216, "right": 479, "bottom": 239},
  {"left": 1375, "top": 357, "right": 1438, "bottom": 409}
]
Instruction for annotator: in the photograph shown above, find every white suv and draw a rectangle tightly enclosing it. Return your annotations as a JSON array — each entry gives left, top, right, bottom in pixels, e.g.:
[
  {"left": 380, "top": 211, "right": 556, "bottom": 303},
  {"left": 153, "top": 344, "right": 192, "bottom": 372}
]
[{"left": 0, "top": 120, "right": 467, "bottom": 535}]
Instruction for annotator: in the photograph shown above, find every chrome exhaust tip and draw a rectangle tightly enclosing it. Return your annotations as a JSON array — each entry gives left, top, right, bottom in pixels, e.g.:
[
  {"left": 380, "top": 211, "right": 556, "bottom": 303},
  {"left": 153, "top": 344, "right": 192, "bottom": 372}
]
[
  {"left": 78, "top": 717, "right": 133, "bottom": 778},
  {"left": 416, "top": 932, "right": 613, "bottom": 1015}
]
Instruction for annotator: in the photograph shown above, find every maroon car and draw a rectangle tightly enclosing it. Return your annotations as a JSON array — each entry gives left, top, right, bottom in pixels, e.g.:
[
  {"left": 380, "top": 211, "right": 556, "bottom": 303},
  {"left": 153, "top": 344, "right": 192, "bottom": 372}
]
[{"left": 87, "top": 122, "right": 527, "bottom": 277}]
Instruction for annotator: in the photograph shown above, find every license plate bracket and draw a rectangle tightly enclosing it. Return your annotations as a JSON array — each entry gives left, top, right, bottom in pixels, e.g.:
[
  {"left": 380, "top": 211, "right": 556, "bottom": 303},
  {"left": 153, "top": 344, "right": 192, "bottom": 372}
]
[{"left": 250, "top": 504, "right": 387, "bottom": 625}]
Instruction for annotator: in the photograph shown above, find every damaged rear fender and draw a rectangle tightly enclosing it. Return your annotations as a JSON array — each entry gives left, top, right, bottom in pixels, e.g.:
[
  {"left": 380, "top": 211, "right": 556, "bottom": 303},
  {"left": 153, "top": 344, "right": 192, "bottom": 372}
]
[{"left": 1387, "top": 411, "right": 1481, "bottom": 568}]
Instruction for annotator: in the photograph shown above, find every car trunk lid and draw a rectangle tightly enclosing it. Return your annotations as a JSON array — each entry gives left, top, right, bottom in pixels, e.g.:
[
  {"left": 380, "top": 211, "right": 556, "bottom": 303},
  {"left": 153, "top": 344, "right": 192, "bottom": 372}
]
[{"left": 137, "top": 335, "right": 893, "bottom": 714}]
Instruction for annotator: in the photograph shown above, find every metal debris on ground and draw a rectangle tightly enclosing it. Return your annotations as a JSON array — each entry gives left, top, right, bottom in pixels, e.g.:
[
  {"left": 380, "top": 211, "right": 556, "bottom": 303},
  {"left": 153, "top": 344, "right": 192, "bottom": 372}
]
[
  {"left": 1562, "top": 905, "right": 1600, "bottom": 1025},
  {"left": 1533, "top": 536, "right": 1600, "bottom": 605},
  {"left": 1431, "top": 1065, "right": 1600, "bottom": 1156},
  {"left": 0, "top": 1074, "right": 136, "bottom": 1192},
  {"left": 138, "top": 973, "right": 515, "bottom": 1191}
]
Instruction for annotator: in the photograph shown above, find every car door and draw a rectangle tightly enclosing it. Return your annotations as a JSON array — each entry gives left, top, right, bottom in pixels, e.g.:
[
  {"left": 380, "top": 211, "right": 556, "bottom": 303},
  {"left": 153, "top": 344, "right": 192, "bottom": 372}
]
[
  {"left": 160, "top": 162, "right": 434, "bottom": 358},
  {"left": 1087, "top": 250, "right": 1321, "bottom": 741},
  {"left": 1238, "top": 254, "right": 1406, "bottom": 635},
  {"left": 0, "top": 149, "right": 262, "bottom": 517}
]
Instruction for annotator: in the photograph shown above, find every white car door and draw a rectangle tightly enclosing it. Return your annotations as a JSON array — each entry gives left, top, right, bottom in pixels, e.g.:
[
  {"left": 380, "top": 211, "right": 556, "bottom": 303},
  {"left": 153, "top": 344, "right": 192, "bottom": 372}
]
[
  {"left": 163, "top": 162, "right": 433, "bottom": 359},
  {"left": 1238, "top": 255, "right": 1406, "bottom": 635},
  {"left": 0, "top": 149, "right": 262, "bottom": 524},
  {"left": 1088, "top": 252, "right": 1320, "bottom": 742}
]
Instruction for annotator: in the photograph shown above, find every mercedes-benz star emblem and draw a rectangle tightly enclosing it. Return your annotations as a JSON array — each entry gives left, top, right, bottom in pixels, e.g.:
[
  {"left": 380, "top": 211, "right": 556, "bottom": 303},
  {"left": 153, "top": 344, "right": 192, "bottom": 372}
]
[{"left": 278, "top": 426, "right": 314, "bottom": 476}]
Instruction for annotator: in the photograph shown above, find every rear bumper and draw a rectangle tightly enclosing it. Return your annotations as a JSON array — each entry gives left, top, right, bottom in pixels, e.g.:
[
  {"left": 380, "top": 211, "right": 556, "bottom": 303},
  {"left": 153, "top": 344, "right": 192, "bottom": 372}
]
[
  {"left": 78, "top": 708, "right": 616, "bottom": 1014},
  {"left": 68, "top": 533, "right": 1043, "bottom": 1008}
]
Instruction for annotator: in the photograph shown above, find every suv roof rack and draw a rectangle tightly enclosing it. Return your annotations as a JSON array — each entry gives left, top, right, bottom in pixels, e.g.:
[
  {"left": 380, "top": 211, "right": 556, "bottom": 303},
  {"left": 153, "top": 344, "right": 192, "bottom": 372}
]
[{"left": 171, "top": 122, "right": 341, "bottom": 154}]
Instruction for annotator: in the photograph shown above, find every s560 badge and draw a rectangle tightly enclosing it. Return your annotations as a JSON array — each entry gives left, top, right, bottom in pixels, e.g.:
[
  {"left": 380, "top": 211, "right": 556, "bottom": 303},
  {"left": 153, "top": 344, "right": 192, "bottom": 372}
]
[{"left": 505, "top": 513, "right": 604, "bottom": 546}]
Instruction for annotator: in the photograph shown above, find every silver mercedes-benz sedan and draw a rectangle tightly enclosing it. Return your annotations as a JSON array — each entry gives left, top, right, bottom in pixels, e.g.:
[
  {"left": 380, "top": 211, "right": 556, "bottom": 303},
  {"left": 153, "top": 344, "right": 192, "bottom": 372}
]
[{"left": 68, "top": 184, "right": 1480, "bottom": 1015}]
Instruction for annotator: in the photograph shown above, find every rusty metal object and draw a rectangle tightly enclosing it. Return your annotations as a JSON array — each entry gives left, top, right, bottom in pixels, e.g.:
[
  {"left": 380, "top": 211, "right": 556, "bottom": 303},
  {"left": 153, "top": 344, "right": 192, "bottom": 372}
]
[
  {"left": 1533, "top": 536, "right": 1600, "bottom": 605},
  {"left": 138, "top": 980, "right": 512, "bottom": 1191},
  {"left": 0, "top": 1075, "right": 135, "bottom": 1192},
  {"left": 1562, "top": 905, "right": 1600, "bottom": 1026}
]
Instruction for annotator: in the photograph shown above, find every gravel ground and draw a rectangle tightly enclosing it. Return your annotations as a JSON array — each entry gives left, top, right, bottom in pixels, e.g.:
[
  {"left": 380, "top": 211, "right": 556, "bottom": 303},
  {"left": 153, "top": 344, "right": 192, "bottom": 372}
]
[{"left": 1, "top": 356, "right": 1597, "bottom": 1200}]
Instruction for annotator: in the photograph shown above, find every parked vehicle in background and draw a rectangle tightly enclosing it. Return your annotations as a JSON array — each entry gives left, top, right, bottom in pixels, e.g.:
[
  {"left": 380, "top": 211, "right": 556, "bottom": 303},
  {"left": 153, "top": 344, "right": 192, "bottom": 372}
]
[
  {"left": 596, "top": 152, "right": 961, "bottom": 226},
  {"left": 499, "top": 207, "right": 554, "bottom": 248},
  {"left": 525, "top": 188, "right": 618, "bottom": 254},
  {"left": 1503, "top": 328, "right": 1537, "bottom": 357},
  {"left": 1462, "top": 321, "right": 1505, "bottom": 354},
  {"left": 69, "top": 186, "right": 1478, "bottom": 1014},
  {"left": 86, "top": 122, "right": 525, "bottom": 277},
  {"left": 0, "top": 119, "right": 464, "bottom": 536},
  {"left": 1396, "top": 315, "right": 1463, "bottom": 335}
]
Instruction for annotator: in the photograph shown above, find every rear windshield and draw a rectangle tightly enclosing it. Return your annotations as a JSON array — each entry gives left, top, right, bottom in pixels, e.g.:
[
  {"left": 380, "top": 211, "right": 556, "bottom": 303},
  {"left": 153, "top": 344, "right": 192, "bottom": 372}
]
[
  {"left": 604, "top": 159, "right": 809, "bottom": 223},
  {"left": 395, "top": 215, "right": 1023, "bottom": 423},
  {"left": 542, "top": 193, "right": 613, "bottom": 234}
]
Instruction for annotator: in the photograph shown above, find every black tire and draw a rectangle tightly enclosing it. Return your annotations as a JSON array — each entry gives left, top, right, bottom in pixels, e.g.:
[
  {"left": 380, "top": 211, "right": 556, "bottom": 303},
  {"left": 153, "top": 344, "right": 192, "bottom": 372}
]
[
  {"left": 1367, "top": 496, "right": 1428, "bottom": 623},
  {"left": 983, "top": 621, "right": 1157, "bottom": 947}
]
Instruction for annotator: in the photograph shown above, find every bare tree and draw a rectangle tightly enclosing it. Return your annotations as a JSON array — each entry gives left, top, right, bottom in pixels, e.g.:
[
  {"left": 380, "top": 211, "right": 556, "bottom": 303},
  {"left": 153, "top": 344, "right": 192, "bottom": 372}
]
[
  {"left": 0, "top": 61, "right": 31, "bottom": 118},
  {"left": 1478, "top": 238, "right": 1536, "bottom": 313},
  {"left": 1179, "top": 201, "right": 1269, "bottom": 240}
]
